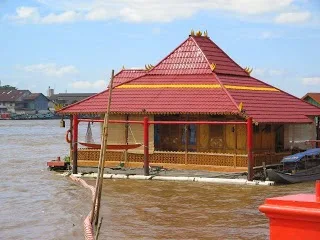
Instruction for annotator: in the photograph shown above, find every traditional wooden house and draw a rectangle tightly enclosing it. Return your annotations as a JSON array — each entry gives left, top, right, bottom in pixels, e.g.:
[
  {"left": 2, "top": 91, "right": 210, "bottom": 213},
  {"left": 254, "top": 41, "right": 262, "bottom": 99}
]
[
  {"left": 59, "top": 31, "right": 320, "bottom": 173},
  {"left": 302, "top": 93, "right": 320, "bottom": 145}
]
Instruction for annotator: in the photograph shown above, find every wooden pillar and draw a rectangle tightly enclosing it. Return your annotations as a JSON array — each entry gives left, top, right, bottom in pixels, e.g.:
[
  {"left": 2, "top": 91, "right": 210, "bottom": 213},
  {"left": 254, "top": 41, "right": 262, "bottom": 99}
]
[
  {"left": 143, "top": 116, "right": 149, "bottom": 176},
  {"left": 124, "top": 115, "right": 129, "bottom": 166},
  {"left": 184, "top": 124, "right": 188, "bottom": 165},
  {"left": 247, "top": 117, "right": 253, "bottom": 181},
  {"left": 72, "top": 114, "right": 79, "bottom": 174},
  {"left": 69, "top": 115, "right": 73, "bottom": 165},
  {"left": 317, "top": 116, "right": 320, "bottom": 148}
]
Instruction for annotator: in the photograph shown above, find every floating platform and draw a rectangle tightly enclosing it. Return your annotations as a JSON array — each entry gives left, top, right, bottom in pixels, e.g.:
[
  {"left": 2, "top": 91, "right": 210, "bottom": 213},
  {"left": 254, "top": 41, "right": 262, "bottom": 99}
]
[{"left": 72, "top": 173, "right": 274, "bottom": 186}]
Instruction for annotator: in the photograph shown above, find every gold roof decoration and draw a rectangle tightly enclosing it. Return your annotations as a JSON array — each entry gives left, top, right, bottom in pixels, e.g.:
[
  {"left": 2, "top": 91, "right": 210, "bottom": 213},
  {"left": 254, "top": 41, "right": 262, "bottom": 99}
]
[
  {"left": 210, "top": 63, "right": 216, "bottom": 71},
  {"left": 244, "top": 67, "right": 253, "bottom": 75},
  {"left": 203, "top": 30, "right": 208, "bottom": 37},
  {"left": 145, "top": 64, "right": 154, "bottom": 71},
  {"left": 238, "top": 102, "right": 244, "bottom": 112},
  {"left": 196, "top": 30, "right": 202, "bottom": 37},
  {"left": 190, "top": 29, "right": 195, "bottom": 36}
]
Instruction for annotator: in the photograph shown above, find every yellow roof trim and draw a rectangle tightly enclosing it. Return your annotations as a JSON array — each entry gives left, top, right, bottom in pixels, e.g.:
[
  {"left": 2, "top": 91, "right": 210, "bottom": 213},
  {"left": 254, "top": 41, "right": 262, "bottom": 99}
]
[{"left": 116, "top": 84, "right": 279, "bottom": 91}]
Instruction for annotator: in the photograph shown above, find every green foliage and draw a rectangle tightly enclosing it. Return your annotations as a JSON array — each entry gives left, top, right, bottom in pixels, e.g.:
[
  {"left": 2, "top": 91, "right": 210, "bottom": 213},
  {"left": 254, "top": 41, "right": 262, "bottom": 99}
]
[
  {"left": 64, "top": 155, "right": 70, "bottom": 163},
  {"left": 0, "top": 85, "right": 17, "bottom": 89}
]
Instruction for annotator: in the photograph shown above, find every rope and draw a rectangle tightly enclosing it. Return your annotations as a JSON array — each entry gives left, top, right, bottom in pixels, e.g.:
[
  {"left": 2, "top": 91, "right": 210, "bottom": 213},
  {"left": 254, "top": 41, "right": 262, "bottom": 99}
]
[
  {"left": 128, "top": 125, "right": 137, "bottom": 144},
  {"left": 69, "top": 175, "right": 97, "bottom": 240},
  {"left": 85, "top": 122, "right": 94, "bottom": 143}
]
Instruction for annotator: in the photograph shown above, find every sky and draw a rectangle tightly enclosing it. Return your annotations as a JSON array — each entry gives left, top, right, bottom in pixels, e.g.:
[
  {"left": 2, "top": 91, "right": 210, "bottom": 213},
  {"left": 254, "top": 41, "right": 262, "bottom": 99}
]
[{"left": 0, "top": 0, "right": 319, "bottom": 98}]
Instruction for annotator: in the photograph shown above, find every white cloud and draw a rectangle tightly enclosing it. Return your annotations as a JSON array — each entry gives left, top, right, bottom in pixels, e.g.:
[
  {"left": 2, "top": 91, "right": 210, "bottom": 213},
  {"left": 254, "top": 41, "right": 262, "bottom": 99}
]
[
  {"left": 253, "top": 68, "right": 286, "bottom": 78},
  {"left": 21, "top": 63, "right": 78, "bottom": 77},
  {"left": 70, "top": 80, "right": 107, "bottom": 89},
  {"left": 9, "top": 7, "right": 40, "bottom": 23},
  {"left": 260, "top": 31, "right": 281, "bottom": 39},
  {"left": 8, "top": 0, "right": 299, "bottom": 24},
  {"left": 41, "top": 11, "right": 80, "bottom": 24},
  {"left": 275, "top": 11, "right": 311, "bottom": 24},
  {"left": 302, "top": 77, "right": 320, "bottom": 85}
]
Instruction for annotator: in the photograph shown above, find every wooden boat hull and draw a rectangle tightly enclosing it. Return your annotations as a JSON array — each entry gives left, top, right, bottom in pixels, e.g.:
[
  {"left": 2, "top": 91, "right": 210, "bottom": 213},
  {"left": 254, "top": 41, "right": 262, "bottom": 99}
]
[
  {"left": 267, "top": 165, "right": 320, "bottom": 184},
  {"left": 79, "top": 142, "right": 142, "bottom": 150}
]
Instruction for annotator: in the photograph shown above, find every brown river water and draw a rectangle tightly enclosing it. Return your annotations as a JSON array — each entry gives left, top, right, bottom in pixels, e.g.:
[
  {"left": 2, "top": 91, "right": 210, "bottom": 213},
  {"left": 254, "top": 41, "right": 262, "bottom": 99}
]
[{"left": 0, "top": 120, "right": 316, "bottom": 239}]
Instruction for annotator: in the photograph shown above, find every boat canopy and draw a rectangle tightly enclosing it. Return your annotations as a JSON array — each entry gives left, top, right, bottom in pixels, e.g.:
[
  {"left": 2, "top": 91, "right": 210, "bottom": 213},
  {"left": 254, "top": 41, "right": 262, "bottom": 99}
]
[{"left": 281, "top": 148, "right": 320, "bottom": 163}]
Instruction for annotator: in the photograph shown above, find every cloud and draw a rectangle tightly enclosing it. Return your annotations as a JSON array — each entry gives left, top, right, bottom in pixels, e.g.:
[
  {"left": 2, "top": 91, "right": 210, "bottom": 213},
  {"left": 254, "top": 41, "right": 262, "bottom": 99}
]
[
  {"left": 253, "top": 68, "right": 286, "bottom": 78},
  {"left": 8, "top": 6, "right": 40, "bottom": 23},
  {"left": 21, "top": 63, "right": 78, "bottom": 76},
  {"left": 260, "top": 31, "right": 281, "bottom": 39},
  {"left": 302, "top": 77, "right": 320, "bottom": 85},
  {"left": 275, "top": 11, "right": 311, "bottom": 24},
  {"left": 41, "top": 11, "right": 80, "bottom": 23},
  {"left": 7, "top": 0, "right": 299, "bottom": 24},
  {"left": 70, "top": 80, "right": 107, "bottom": 89}
]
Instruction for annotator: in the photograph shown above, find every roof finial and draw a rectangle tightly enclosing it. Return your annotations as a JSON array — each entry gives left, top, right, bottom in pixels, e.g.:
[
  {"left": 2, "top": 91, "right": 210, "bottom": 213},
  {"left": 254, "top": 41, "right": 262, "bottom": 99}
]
[
  {"left": 196, "top": 30, "right": 202, "bottom": 37},
  {"left": 145, "top": 64, "right": 154, "bottom": 71},
  {"left": 190, "top": 29, "right": 195, "bottom": 36},
  {"left": 122, "top": 65, "right": 125, "bottom": 70},
  {"left": 210, "top": 63, "right": 216, "bottom": 71},
  {"left": 244, "top": 67, "right": 253, "bottom": 75},
  {"left": 238, "top": 102, "right": 244, "bottom": 111},
  {"left": 203, "top": 30, "right": 208, "bottom": 37}
]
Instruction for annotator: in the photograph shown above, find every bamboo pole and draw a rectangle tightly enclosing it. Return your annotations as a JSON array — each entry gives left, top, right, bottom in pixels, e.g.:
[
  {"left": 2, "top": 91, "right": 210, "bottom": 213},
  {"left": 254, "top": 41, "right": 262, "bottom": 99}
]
[{"left": 91, "top": 70, "right": 115, "bottom": 228}]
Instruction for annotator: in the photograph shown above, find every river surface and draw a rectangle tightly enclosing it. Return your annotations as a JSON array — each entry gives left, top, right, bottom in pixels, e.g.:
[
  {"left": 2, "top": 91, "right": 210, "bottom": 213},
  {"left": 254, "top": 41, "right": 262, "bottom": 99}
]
[{"left": 0, "top": 120, "right": 316, "bottom": 239}]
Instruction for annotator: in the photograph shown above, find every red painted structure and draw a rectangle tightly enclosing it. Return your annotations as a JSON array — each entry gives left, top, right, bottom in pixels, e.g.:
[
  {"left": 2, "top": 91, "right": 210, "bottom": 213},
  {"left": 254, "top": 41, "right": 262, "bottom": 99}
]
[
  {"left": 72, "top": 115, "right": 79, "bottom": 174},
  {"left": 259, "top": 181, "right": 320, "bottom": 240}
]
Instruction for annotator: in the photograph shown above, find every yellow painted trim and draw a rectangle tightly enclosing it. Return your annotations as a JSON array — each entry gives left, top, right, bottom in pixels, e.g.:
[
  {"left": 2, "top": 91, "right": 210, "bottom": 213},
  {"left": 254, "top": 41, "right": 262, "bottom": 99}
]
[
  {"left": 224, "top": 85, "right": 279, "bottom": 91},
  {"left": 117, "top": 84, "right": 279, "bottom": 91}
]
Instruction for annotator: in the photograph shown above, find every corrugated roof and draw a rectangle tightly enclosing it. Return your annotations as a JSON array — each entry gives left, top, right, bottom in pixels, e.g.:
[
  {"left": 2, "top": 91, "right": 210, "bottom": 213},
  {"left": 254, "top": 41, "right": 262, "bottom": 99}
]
[
  {"left": 58, "top": 34, "right": 320, "bottom": 123},
  {"left": 0, "top": 89, "right": 30, "bottom": 102},
  {"left": 24, "top": 93, "right": 41, "bottom": 100}
]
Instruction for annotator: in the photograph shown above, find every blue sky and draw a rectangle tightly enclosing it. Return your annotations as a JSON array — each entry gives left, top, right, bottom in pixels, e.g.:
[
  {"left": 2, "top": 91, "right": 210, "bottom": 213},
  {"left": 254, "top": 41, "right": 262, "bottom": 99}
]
[{"left": 0, "top": 0, "right": 319, "bottom": 97}]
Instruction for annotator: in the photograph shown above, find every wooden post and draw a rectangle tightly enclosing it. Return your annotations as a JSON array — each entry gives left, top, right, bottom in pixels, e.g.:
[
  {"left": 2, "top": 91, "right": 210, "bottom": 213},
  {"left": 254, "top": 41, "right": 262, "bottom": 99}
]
[
  {"left": 143, "top": 116, "right": 149, "bottom": 176},
  {"left": 184, "top": 124, "right": 188, "bottom": 165},
  {"left": 91, "top": 70, "right": 115, "bottom": 227},
  {"left": 247, "top": 117, "right": 253, "bottom": 181},
  {"left": 72, "top": 114, "right": 78, "bottom": 174},
  {"left": 124, "top": 115, "right": 129, "bottom": 166},
  {"left": 69, "top": 115, "right": 73, "bottom": 166},
  {"left": 317, "top": 116, "right": 320, "bottom": 148}
]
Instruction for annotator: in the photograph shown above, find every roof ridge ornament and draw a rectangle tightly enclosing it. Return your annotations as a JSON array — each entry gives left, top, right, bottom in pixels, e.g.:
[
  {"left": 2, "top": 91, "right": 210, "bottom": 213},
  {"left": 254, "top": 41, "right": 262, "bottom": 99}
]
[
  {"left": 145, "top": 64, "right": 154, "bottom": 71},
  {"left": 203, "top": 30, "right": 208, "bottom": 37},
  {"left": 210, "top": 63, "right": 216, "bottom": 71},
  {"left": 244, "top": 67, "right": 253, "bottom": 75},
  {"left": 190, "top": 29, "right": 195, "bottom": 36},
  {"left": 196, "top": 30, "right": 202, "bottom": 37}
]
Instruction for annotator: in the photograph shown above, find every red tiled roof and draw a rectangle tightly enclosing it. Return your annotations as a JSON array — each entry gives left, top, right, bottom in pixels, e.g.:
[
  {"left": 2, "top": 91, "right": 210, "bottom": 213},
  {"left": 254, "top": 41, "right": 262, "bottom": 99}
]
[
  {"left": 217, "top": 75, "right": 320, "bottom": 123},
  {"left": 192, "top": 36, "right": 248, "bottom": 76},
  {"left": 59, "top": 74, "right": 239, "bottom": 114},
  {"left": 302, "top": 93, "right": 320, "bottom": 104},
  {"left": 58, "top": 34, "right": 320, "bottom": 123},
  {"left": 113, "top": 69, "right": 146, "bottom": 87}
]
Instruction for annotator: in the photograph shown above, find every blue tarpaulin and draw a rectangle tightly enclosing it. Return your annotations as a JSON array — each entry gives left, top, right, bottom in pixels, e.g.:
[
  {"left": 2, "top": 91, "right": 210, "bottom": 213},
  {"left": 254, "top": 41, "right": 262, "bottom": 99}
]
[{"left": 281, "top": 148, "right": 320, "bottom": 163}]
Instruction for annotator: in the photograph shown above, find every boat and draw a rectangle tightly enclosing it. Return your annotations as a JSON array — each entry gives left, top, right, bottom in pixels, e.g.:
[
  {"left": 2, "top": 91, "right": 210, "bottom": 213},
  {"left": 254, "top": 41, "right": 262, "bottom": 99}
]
[
  {"left": 78, "top": 142, "right": 142, "bottom": 150},
  {"left": 267, "top": 148, "right": 320, "bottom": 184}
]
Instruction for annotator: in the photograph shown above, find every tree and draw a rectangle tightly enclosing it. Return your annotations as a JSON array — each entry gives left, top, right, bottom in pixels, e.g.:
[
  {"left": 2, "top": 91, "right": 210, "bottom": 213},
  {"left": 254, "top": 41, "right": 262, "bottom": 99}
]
[{"left": 0, "top": 85, "right": 17, "bottom": 89}]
